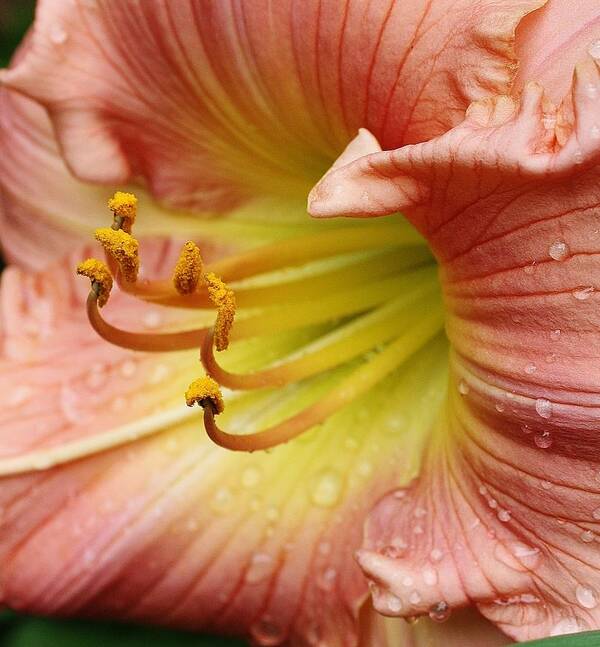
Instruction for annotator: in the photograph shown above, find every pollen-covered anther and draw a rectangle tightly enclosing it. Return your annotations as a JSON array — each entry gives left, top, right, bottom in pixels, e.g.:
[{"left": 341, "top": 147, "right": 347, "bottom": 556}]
[
  {"left": 185, "top": 376, "right": 225, "bottom": 414},
  {"left": 94, "top": 227, "right": 140, "bottom": 283},
  {"left": 108, "top": 191, "right": 138, "bottom": 232},
  {"left": 76, "top": 258, "right": 113, "bottom": 308},
  {"left": 173, "top": 241, "right": 204, "bottom": 295},
  {"left": 205, "top": 271, "right": 236, "bottom": 351}
]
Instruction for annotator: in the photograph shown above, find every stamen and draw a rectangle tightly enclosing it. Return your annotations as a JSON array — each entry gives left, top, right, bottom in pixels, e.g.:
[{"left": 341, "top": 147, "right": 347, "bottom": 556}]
[
  {"left": 108, "top": 190, "right": 137, "bottom": 233},
  {"left": 94, "top": 227, "right": 140, "bottom": 283},
  {"left": 205, "top": 272, "right": 236, "bottom": 351},
  {"left": 185, "top": 376, "right": 225, "bottom": 413},
  {"left": 76, "top": 258, "right": 113, "bottom": 308},
  {"left": 199, "top": 307, "right": 444, "bottom": 452},
  {"left": 173, "top": 241, "right": 204, "bottom": 295}
]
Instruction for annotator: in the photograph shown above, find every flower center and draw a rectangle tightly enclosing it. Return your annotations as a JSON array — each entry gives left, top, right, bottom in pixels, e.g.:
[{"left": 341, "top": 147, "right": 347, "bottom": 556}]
[{"left": 0, "top": 193, "right": 445, "bottom": 474}]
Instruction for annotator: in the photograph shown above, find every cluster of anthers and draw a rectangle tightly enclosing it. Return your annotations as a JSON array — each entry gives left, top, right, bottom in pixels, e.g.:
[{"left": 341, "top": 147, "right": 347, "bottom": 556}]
[{"left": 75, "top": 192, "right": 442, "bottom": 453}]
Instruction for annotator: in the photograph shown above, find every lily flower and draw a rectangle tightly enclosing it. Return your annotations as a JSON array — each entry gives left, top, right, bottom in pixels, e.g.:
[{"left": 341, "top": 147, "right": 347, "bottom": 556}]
[{"left": 0, "top": 0, "right": 598, "bottom": 645}]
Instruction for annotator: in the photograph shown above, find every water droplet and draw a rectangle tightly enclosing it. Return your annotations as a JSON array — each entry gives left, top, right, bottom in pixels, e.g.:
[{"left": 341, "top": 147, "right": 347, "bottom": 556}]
[
  {"left": 592, "top": 507, "right": 600, "bottom": 520},
  {"left": 317, "top": 567, "right": 337, "bottom": 592},
  {"left": 534, "top": 431, "right": 553, "bottom": 449},
  {"left": 478, "top": 485, "right": 488, "bottom": 495},
  {"left": 385, "top": 593, "right": 403, "bottom": 614},
  {"left": 408, "top": 591, "right": 422, "bottom": 605},
  {"left": 535, "top": 398, "right": 553, "bottom": 419},
  {"left": 402, "top": 575, "right": 414, "bottom": 587},
  {"left": 524, "top": 363, "right": 537, "bottom": 375},
  {"left": 580, "top": 530, "right": 595, "bottom": 543},
  {"left": 589, "top": 40, "right": 600, "bottom": 60},
  {"left": 414, "top": 507, "right": 427, "bottom": 518},
  {"left": 7, "top": 385, "right": 33, "bottom": 407},
  {"left": 422, "top": 567, "right": 438, "bottom": 586},
  {"left": 521, "top": 423, "right": 532, "bottom": 434},
  {"left": 498, "top": 509, "right": 511, "bottom": 522},
  {"left": 523, "top": 261, "right": 536, "bottom": 275},
  {"left": 142, "top": 310, "right": 163, "bottom": 329},
  {"left": 430, "top": 548, "right": 443, "bottom": 562},
  {"left": 429, "top": 601, "right": 451, "bottom": 623},
  {"left": 381, "top": 538, "right": 408, "bottom": 558},
  {"left": 318, "top": 541, "right": 331, "bottom": 556},
  {"left": 541, "top": 480, "right": 553, "bottom": 490},
  {"left": 241, "top": 466, "right": 262, "bottom": 489},
  {"left": 549, "top": 240, "right": 570, "bottom": 261},
  {"left": 149, "top": 363, "right": 170, "bottom": 384},
  {"left": 210, "top": 487, "right": 234, "bottom": 514},
  {"left": 49, "top": 25, "right": 68, "bottom": 44},
  {"left": 573, "top": 286, "right": 594, "bottom": 301},
  {"left": 265, "top": 505, "right": 279, "bottom": 522},
  {"left": 551, "top": 617, "right": 589, "bottom": 637},
  {"left": 545, "top": 353, "right": 557, "bottom": 364},
  {"left": 458, "top": 380, "right": 470, "bottom": 395},
  {"left": 245, "top": 553, "right": 275, "bottom": 584},
  {"left": 250, "top": 617, "right": 285, "bottom": 646},
  {"left": 574, "top": 149, "right": 585, "bottom": 164},
  {"left": 576, "top": 584, "right": 598, "bottom": 609},
  {"left": 550, "top": 329, "right": 561, "bottom": 341},
  {"left": 495, "top": 402, "right": 506, "bottom": 413},
  {"left": 413, "top": 525, "right": 424, "bottom": 535},
  {"left": 120, "top": 360, "right": 137, "bottom": 378},
  {"left": 393, "top": 489, "right": 407, "bottom": 499},
  {"left": 357, "top": 460, "right": 372, "bottom": 477},
  {"left": 310, "top": 470, "right": 343, "bottom": 508}
]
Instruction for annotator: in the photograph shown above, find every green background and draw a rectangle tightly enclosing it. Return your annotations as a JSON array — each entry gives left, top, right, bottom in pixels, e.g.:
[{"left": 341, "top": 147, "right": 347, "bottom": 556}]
[{"left": 0, "top": 3, "right": 597, "bottom": 646}]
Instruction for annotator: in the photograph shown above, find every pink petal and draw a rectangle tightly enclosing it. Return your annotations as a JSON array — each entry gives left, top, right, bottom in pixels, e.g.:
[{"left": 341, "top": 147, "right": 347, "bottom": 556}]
[
  {"left": 309, "top": 55, "right": 600, "bottom": 640},
  {"left": 0, "top": 239, "right": 446, "bottom": 646},
  {"left": 3, "top": 0, "right": 544, "bottom": 211}
]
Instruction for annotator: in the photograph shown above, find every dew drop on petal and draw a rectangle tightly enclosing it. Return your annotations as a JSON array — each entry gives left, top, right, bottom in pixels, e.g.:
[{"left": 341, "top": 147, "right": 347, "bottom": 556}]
[
  {"left": 49, "top": 25, "right": 68, "bottom": 44},
  {"left": 580, "top": 530, "right": 595, "bottom": 543},
  {"left": 524, "top": 363, "right": 537, "bottom": 375},
  {"left": 142, "top": 310, "right": 163, "bottom": 329},
  {"left": 549, "top": 241, "right": 569, "bottom": 261},
  {"left": 430, "top": 548, "right": 443, "bottom": 562},
  {"left": 540, "top": 480, "right": 553, "bottom": 490},
  {"left": 402, "top": 575, "right": 414, "bottom": 588},
  {"left": 592, "top": 507, "right": 600, "bottom": 521},
  {"left": 498, "top": 509, "right": 511, "bottom": 522},
  {"left": 310, "top": 470, "right": 343, "bottom": 508},
  {"left": 210, "top": 487, "right": 234, "bottom": 514},
  {"left": 458, "top": 380, "right": 470, "bottom": 395},
  {"left": 535, "top": 398, "right": 553, "bottom": 419},
  {"left": 495, "top": 402, "right": 506, "bottom": 413},
  {"left": 422, "top": 567, "right": 438, "bottom": 586},
  {"left": 241, "top": 466, "right": 262, "bottom": 489},
  {"left": 429, "top": 601, "right": 451, "bottom": 623},
  {"left": 408, "top": 591, "right": 422, "bottom": 605},
  {"left": 245, "top": 553, "right": 275, "bottom": 584},
  {"left": 550, "top": 329, "right": 561, "bottom": 341},
  {"left": 576, "top": 584, "right": 598, "bottom": 609},
  {"left": 250, "top": 617, "right": 285, "bottom": 646},
  {"left": 589, "top": 40, "right": 600, "bottom": 60},
  {"left": 120, "top": 360, "right": 137, "bottom": 378},
  {"left": 317, "top": 567, "right": 338, "bottom": 592},
  {"left": 534, "top": 431, "right": 553, "bottom": 449},
  {"left": 573, "top": 286, "right": 594, "bottom": 301}
]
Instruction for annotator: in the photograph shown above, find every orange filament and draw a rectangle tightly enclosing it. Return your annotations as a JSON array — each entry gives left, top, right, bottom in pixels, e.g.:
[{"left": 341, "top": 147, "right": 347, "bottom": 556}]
[
  {"left": 173, "top": 241, "right": 204, "bottom": 295},
  {"left": 204, "top": 272, "right": 236, "bottom": 351},
  {"left": 77, "top": 259, "right": 113, "bottom": 308},
  {"left": 95, "top": 227, "right": 140, "bottom": 283},
  {"left": 86, "top": 291, "right": 207, "bottom": 351}
]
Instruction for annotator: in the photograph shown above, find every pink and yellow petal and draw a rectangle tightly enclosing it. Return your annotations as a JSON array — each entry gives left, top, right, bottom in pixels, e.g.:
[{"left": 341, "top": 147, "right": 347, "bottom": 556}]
[
  {"left": 309, "top": 47, "right": 600, "bottom": 641},
  {"left": 3, "top": 0, "right": 545, "bottom": 211},
  {"left": 0, "top": 242, "right": 447, "bottom": 645}
]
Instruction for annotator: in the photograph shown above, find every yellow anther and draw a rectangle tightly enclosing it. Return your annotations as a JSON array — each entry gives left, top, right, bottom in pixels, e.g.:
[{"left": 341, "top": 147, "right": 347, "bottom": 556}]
[
  {"left": 205, "top": 272, "right": 236, "bottom": 351},
  {"left": 77, "top": 258, "right": 113, "bottom": 308},
  {"left": 173, "top": 241, "right": 204, "bottom": 295},
  {"left": 185, "top": 376, "right": 225, "bottom": 414},
  {"left": 108, "top": 191, "right": 137, "bottom": 219},
  {"left": 95, "top": 227, "right": 139, "bottom": 283}
]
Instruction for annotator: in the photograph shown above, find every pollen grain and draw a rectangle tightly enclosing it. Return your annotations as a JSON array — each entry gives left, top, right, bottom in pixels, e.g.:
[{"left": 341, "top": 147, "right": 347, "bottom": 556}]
[{"left": 95, "top": 227, "right": 140, "bottom": 283}]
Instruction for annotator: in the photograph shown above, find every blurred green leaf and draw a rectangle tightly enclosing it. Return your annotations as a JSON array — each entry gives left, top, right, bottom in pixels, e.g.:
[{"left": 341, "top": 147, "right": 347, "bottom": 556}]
[
  {"left": 0, "top": 0, "right": 36, "bottom": 67},
  {"left": 513, "top": 632, "right": 600, "bottom": 646},
  {"left": 3, "top": 617, "right": 246, "bottom": 647}
]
